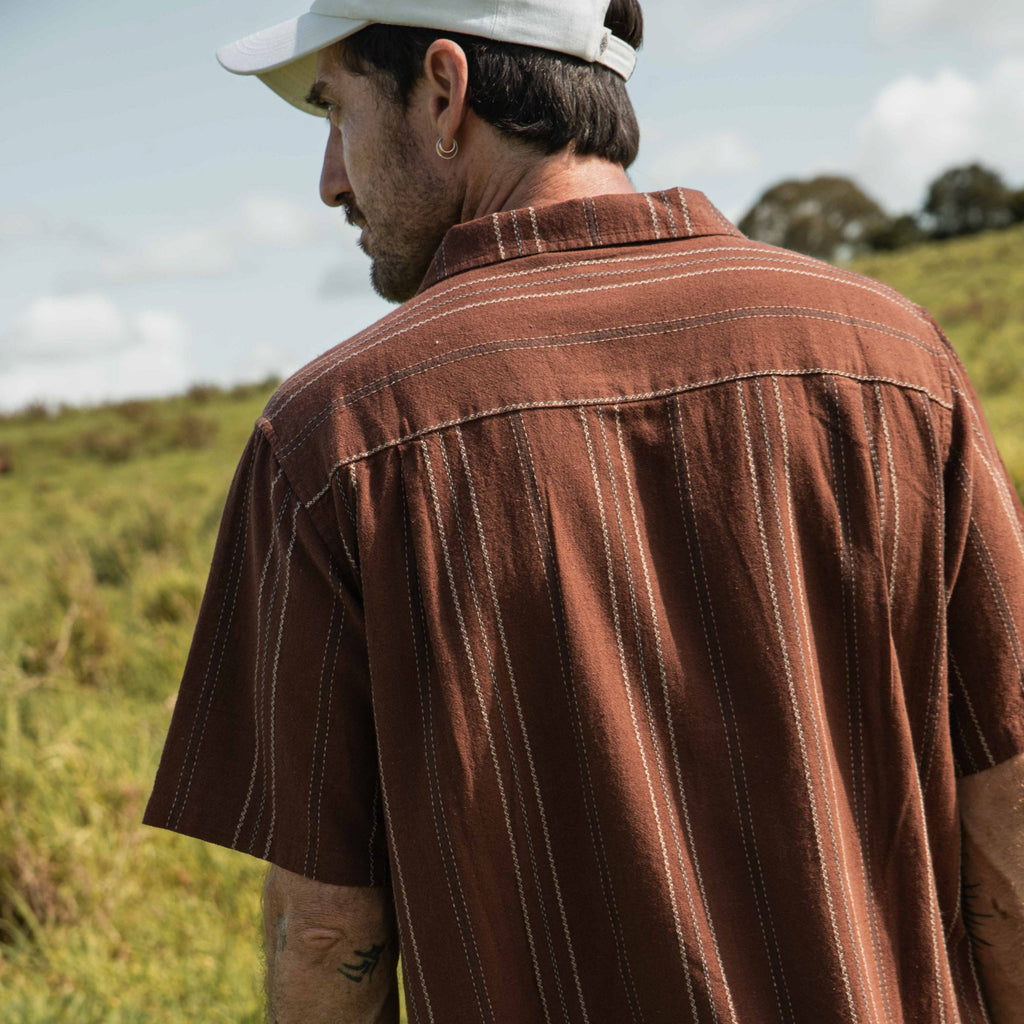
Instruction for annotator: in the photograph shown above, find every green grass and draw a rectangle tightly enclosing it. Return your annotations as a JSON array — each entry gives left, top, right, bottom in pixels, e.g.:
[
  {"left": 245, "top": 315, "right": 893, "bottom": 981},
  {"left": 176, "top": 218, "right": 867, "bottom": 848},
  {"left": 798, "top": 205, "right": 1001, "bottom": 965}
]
[
  {"left": 0, "top": 385, "right": 273, "bottom": 1021},
  {"left": 850, "top": 222, "right": 1024, "bottom": 494},
  {"left": 0, "top": 226, "right": 1022, "bottom": 1020}
]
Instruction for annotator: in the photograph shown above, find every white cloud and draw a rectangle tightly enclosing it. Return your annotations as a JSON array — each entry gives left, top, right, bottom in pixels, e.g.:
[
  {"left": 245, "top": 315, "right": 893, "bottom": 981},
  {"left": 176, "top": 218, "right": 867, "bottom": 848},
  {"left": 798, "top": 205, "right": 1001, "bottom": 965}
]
[
  {"left": 241, "top": 195, "right": 325, "bottom": 247},
  {"left": 2, "top": 293, "right": 137, "bottom": 363},
  {"left": 98, "top": 226, "right": 239, "bottom": 283},
  {"left": 686, "top": 2, "right": 798, "bottom": 57},
  {"left": 0, "top": 294, "right": 192, "bottom": 411},
  {"left": 86, "top": 195, "right": 330, "bottom": 285},
  {"left": 0, "top": 210, "right": 114, "bottom": 249},
  {"left": 856, "top": 59, "right": 1024, "bottom": 211},
  {"left": 650, "top": 130, "right": 763, "bottom": 184},
  {"left": 643, "top": 0, "right": 825, "bottom": 60},
  {"left": 871, "top": 0, "right": 1024, "bottom": 50}
]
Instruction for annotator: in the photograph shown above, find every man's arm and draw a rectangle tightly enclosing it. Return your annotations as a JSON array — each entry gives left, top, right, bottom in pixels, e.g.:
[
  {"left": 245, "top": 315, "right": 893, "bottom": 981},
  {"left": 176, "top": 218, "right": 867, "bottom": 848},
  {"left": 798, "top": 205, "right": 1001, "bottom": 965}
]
[
  {"left": 263, "top": 865, "right": 400, "bottom": 1024},
  {"left": 959, "top": 752, "right": 1024, "bottom": 1024}
]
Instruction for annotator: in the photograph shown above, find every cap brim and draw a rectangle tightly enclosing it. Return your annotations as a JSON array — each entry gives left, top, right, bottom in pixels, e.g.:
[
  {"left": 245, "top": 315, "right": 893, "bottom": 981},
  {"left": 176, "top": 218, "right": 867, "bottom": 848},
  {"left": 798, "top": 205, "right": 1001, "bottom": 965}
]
[{"left": 217, "top": 12, "right": 369, "bottom": 115}]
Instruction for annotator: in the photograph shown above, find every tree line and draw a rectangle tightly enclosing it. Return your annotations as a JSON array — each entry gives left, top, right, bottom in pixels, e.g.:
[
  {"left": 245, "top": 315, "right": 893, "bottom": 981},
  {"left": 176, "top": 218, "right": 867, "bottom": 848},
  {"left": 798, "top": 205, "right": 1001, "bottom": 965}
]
[{"left": 738, "top": 163, "right": 1024, "bottom": 261}]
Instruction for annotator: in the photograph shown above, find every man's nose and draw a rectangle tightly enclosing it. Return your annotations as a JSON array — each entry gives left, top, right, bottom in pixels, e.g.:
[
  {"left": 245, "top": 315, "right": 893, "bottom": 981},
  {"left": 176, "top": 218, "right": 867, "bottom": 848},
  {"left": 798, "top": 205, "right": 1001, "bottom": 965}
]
[{"left": 319, "top": 129, "right": 350, "bottom": 207}]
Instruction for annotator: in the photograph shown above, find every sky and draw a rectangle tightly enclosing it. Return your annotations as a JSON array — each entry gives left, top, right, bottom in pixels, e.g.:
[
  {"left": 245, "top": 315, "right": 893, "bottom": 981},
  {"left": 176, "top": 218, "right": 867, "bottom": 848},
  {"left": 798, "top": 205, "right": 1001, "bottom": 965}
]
[{"left": 2, "top": 0, "right": 1023, "bottom": 412}]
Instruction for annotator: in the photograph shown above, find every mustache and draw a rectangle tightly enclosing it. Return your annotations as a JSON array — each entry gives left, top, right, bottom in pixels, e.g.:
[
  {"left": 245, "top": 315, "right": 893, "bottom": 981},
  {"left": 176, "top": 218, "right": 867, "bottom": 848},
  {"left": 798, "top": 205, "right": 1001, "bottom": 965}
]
[{"left": 343, "top": 201, "right": 366, "bottom": 228}]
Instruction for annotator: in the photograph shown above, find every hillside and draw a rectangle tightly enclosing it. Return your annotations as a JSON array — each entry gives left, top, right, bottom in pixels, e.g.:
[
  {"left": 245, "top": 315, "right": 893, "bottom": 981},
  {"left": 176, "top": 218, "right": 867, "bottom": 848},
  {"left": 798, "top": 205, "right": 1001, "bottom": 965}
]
[
  {"left": 851, "top": 221, "right": 1024, "bottom": 493},
  {"left": 0, "top": 227, "right": 1022, "bottom": 1021}
]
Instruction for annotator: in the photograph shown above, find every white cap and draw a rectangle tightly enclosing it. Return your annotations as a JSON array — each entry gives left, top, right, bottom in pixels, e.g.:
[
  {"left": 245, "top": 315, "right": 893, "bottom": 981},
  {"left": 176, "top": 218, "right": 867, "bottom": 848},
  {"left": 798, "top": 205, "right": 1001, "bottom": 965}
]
[{"left": 217, "top": 0, "right": 638, "bottom": 115}]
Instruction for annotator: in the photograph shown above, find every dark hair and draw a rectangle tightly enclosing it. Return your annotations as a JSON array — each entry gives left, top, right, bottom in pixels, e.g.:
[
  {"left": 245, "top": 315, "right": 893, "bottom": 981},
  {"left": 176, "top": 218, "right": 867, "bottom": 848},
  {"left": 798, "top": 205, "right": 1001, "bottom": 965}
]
[{"left": 336, "top": 0, "right": 644, "bottom": 168}]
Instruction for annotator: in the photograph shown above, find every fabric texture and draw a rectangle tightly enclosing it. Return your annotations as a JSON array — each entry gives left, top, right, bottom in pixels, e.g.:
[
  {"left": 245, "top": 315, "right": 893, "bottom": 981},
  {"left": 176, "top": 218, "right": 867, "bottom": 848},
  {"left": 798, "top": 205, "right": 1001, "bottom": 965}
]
[{"left": 145, "top": 187, "right": 1024, "bottom": 1023}]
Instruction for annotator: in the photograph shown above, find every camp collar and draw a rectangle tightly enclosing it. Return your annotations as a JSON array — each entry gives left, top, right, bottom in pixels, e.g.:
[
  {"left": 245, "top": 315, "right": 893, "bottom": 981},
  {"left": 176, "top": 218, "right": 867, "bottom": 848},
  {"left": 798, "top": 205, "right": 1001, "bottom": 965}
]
[{"left": 419, "top": 187, "right": 745, "bottom": 293}]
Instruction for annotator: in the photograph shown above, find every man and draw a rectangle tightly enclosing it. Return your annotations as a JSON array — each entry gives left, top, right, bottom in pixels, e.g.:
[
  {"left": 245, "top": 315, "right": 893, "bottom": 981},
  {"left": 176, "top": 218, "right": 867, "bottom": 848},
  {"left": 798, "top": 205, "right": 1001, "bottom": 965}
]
[{"left": 144, "top": 2, "right": 1024, "bottom": 1021}]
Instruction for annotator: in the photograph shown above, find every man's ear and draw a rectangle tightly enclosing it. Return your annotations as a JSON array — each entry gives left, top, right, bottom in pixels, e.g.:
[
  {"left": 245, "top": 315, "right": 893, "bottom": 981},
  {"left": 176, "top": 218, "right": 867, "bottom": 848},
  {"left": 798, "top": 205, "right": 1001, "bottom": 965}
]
[{"left": 421, "top": 39, "right": 471, "bottom": 143}]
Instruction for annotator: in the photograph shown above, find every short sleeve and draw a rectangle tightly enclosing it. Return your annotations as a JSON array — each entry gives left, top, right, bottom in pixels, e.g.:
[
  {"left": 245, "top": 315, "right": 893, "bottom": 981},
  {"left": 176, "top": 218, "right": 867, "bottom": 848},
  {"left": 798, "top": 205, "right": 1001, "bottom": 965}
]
[
  {"left": 144, "top": 426, "right": 387, "bottom": 886},
  {"left": 945, "top": 366, "right": 1024, "bottom": 775}
]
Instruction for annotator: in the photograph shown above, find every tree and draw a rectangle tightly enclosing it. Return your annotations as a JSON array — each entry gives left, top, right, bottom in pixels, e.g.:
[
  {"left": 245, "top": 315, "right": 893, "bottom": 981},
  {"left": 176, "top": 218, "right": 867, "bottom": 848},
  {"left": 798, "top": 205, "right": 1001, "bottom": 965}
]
[
  {"left": 1010, "top": 189, "right": 1024, "bottom": 225},
  {"left": 866, "top": 213, "right": 925, "bottom": 252},
  {"left": 738, "top": 176, "right": 891, "bottom": 261},
  {"left": 922, "top": 164, "right": 1014, "bottom": 239}
]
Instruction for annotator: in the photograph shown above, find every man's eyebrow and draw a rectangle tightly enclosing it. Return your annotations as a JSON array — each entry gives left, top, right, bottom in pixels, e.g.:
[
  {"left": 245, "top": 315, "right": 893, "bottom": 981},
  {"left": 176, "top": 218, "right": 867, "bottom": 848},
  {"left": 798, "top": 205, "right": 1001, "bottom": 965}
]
[{"left": 306, "top": 80, "right": 329, "bottom": 108}]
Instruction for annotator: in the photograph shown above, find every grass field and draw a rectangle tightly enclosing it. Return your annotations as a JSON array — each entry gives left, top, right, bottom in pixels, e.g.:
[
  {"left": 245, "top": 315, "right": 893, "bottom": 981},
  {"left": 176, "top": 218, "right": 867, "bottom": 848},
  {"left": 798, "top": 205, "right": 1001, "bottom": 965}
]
[{"left": 1, "top": 224, "right": 1022, "bottom": 1021}]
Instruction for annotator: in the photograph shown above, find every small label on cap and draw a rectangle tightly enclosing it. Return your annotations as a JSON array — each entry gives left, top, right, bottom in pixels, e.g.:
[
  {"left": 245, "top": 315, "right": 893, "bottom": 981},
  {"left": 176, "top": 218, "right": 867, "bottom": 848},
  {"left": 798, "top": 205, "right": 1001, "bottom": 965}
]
[{"left": 600, "top": 28, "right": 610, "bottom": 54}]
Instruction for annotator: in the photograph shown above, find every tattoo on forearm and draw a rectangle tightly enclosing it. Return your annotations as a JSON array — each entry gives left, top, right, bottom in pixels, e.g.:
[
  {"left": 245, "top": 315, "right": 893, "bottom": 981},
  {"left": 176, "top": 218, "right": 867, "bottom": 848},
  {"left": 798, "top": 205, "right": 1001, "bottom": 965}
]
[
  {"left": 338, "top": 942, "right": 386, "bottom": 983},
  {"left": 277, "top": 914, "right": 287, "bottom": 953},
  {"left": 963, "top": 879, "right": 995, "bottom": 947}
]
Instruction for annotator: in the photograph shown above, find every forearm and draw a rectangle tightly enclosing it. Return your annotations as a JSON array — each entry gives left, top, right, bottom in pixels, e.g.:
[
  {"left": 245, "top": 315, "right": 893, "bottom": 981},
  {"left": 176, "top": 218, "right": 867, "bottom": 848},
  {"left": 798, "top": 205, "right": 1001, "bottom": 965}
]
[
  {"left": 263, "top": 867, "right": 400, "bottom": 1024},
  {"left": 959, "top": 755, "right": 1024, "bottom": 1024}
]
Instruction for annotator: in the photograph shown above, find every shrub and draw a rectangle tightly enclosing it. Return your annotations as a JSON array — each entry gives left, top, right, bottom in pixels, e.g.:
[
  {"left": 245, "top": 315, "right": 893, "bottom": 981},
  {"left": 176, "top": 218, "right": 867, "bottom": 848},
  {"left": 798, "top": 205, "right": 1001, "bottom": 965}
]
[
  {"left": 229, "top": 375, "right": 281, "bottom": 401},
  {"left": 112, "top": 400, "right": 161, "bottom": 432},
  {"left": 186, "top": 383, "right": 223, "bottom": 405},
  {"left": 63, "top": 428, "right": 142, "bottom": 464},
  {"left": 21, "top": 402, "right": 50, "bottom": 421},
  {"left": 164, "top": 413, "right": 219, "bottom": 451}
]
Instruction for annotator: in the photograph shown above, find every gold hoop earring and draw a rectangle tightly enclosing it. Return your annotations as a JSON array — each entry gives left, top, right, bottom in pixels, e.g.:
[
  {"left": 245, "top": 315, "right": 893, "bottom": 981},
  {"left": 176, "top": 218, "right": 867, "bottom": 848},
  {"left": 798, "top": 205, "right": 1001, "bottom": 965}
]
[{"left": 436, "top": 137, "right": 459, "bottom": 160}]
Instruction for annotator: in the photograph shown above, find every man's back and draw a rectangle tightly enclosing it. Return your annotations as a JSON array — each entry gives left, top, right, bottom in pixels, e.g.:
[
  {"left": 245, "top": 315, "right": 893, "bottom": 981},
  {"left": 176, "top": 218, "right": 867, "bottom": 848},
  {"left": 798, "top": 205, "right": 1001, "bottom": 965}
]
[{"left": 147, "top": 188, "right": 1024, "bottom": 1021}]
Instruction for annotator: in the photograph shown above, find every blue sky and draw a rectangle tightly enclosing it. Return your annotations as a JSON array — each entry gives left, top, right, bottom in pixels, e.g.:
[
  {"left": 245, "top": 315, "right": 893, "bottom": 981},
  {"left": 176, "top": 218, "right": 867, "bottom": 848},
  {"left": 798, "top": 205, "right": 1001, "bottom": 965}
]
[{"left": 2, "top": 0, "right": 1023, "bottom": 411}]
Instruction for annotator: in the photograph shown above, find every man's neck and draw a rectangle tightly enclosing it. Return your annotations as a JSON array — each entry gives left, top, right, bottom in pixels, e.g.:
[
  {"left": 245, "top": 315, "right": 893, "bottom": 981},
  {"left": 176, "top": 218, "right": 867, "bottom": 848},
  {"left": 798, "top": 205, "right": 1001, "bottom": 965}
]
[{"left": 459, "top": 146, "right": 636, "bottom": 224}]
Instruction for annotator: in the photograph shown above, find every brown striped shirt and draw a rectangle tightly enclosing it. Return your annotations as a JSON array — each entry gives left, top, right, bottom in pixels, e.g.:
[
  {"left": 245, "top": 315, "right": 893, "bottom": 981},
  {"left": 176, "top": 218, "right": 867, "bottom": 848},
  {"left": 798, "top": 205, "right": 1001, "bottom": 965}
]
[{"left": 146, "top": 188, "right": 1024, "bottom": 1023}]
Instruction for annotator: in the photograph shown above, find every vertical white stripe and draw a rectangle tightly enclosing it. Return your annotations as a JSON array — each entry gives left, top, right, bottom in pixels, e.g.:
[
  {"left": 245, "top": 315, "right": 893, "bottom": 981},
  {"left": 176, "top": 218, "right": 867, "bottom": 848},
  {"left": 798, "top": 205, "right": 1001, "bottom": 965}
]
[
  {"left": 966, "top": 522, "right": 1024, "bottom": 683},
  {"left": 586, "top": 407, "right": 697, "bottom": 1022},
  {"left": 263, "top": 501, "right": 301, "bottom": 858},
  {"left": 379, "top": 759, "right": 434, "bottom": 1024},
  {"left": 965, "top": 418, "right": 1024, "bottom": 563},
  {"left": 335, "top": 477, "right": 361, "bottom": 581},
  {"left": 388, "top": 507, "right": 437, "bottom": 1022},
  {"left": 677, "top": 189, "right": 694, "bottom": 237},
  {"left": 673, "top": 399, "right": 792, "bottom": 1022},
  {"left": 492, "top": 213, "right": 508, "bottom": 260},
  {"left": 860, "top": 386, "right": 886, "bottom": 543},
  {"left": 510, "top": 210, "right": 526, "bottom": 256},
  {"left": 305, "top": 580, "right": 345, "bottom": 876},
  {"left": 431, "top": 437, "right": 557, "bottom": 1024},
  {"left": 913, "top": 399, "right": 951, "bottom": 1024},
  {"left": 644, "top": 194, "right": 663, "bottom": 239},
  {"left": 950, "top": 656, "right": 997, "bottom": 769},
  {"left": 455, "top": 426, "right": 587, "bottom": 1024},
  {"left": 231, "top": 474, "right": 290, "bottom": 848},
  {"left": 658, "top": 192, "right": 680, "bottom": 238},
  {"left": 367, "top": 779, "right": 381, "bottom": 887},
  {"left": 418, "top": 441, "right": 499, "bottom": 1024},
  {"left": 615, "top": 406, "right": 738, "bottom": 1024},
  {"left": 510, "top": 414, "right": 645, "bottom": 1024},
  {"left": 403, "top": 471, "right": 493, "bottom": 1023},
  {"left": 919, "top": 396, "right": 951, "bottom": 800},
  {"left": 818, "top": 379, "right": 883, "bottom": 1024},
  {"left": 873, "top": 385, "right": 902, "bottom": 608},
  {"left": 741, "top": 381, "right": 855, "bottom": 1023},
  {"left": 528, "top": 207, "right": 546, "bottom": 252},
  {"left": 966, "top": 934, "right": 995, "bottom": 1024},
  {"left": 775, "top": 378, "right": 902, "bottom": 1021},
  {"left": 169, "top": 436, "right": 262, "bottom": 828}
]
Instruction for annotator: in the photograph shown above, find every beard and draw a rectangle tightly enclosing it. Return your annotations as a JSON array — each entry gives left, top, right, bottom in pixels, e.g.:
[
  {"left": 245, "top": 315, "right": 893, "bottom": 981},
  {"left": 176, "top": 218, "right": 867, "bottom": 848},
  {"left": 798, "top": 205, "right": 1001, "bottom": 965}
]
[{"left": 356, "top": 123, "right": 459, "bottom": 304}]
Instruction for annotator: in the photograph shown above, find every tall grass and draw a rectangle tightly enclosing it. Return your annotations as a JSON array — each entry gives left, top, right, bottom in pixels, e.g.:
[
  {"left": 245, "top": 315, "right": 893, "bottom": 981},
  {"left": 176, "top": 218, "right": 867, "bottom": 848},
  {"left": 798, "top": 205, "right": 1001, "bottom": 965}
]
[{"left": 0, "top": 385, "right": 271, "bottom": 1021}]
